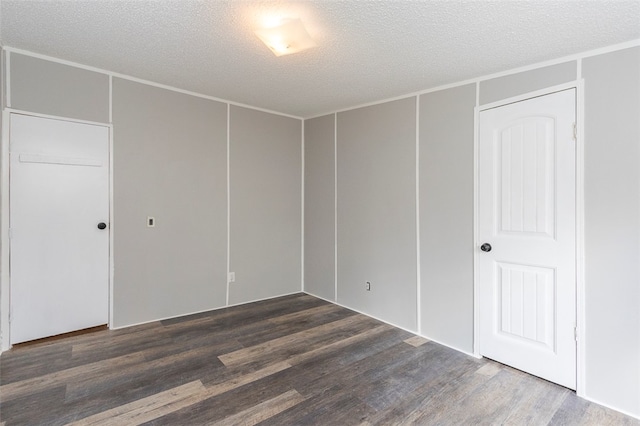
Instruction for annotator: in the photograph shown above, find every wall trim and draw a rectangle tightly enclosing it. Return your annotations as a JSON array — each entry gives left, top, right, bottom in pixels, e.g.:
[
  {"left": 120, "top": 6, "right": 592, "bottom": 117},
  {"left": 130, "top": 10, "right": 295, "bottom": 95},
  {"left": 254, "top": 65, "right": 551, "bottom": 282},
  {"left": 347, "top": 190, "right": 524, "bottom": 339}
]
[
  {"left": 303, "top": 290, "right": 479, "bottom": 358},
  {"left": 3, "top": 108, "right": 115, "bottom": 128},
  {"left": 108, "top": 75, "right": 113, "bottom": 123},
  {"left": 333, "top": 113, "right": 338, "bottom": 302},
  {"left": 304, "top": 39, "right": 639, "bottom": 120},
  {"left": 4, "top": 41, "right": 637, "bottom": 123},
  {"left": 226, "top": 103, "right": 231, "bottom": 307},
  {"left": 3, "top": 46, "right": 303, "bottom": 121},
  {"left": 5, "top": 51, "right": 11, "bottom": 108},
  {"left": 5, "top": 41, "right": 638, "bottom": 123},
  {"left": 111, "top": 290, "right": 303, "bottom": 331},
  {"left": 582, "top": 395, "right": 640, "bottom": 421},
  {"left": 415, "top": 95, "right": 421, "bottom": 335},
  {"left": 0, "top": 110, "right": 10, "bottom": 352},
  {"left": 108, "top": 110, "right": 115, "bottom": 331},
  {"left": 575, "top": 74, "right": 587, "bottom": 400},
  {"left": 301, "top": 119, "right": 305, "bottom": 292},
  {"left": 472, "top": 81, "right": 480, "bottom": 357},
  {"left": 0, "top": 109, "right": 114, "bottom": 350},
  {"left": 477, "top": 81, "right": 585, "bottom": 112},
  {"left": 108, "top": 73, "right": 114, "bottom": 329},
  {"left": 472, "top": 79, "right": 586, "bottom": 397}
]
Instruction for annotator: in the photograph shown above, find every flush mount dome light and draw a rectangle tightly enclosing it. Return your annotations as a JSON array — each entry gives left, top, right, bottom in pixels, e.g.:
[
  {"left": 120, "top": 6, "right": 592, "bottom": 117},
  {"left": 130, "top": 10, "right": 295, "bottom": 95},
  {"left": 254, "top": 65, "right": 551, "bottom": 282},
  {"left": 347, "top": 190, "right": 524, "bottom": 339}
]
[{"left": 255, "top": 18, "right": 316, "bottom": 57}]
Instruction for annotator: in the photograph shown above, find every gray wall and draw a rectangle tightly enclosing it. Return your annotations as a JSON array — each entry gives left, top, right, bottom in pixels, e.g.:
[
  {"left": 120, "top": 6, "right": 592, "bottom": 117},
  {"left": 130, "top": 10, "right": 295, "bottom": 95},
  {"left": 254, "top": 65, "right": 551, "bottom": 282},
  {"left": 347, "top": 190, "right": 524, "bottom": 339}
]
[
  {"left": 229, "top": 105, "right": 302, "bottom": 305},
  {"left": 1, "top": 51, "right": 303, "bottom": 331},
  {"left": 112, "top": 78, "right": 228, "bottom": 327},
  {"left": 305, "top": 46, "right": 639, "bottom": 417},
  {"left": 337, "top": 98, "right": 417, "bottom": 330},
  {"left": 583, "top": 47, "right": 640, "bottom": 416},
  {"left": 304, "top": 114, "right": 336, "bottom": 301},
  {"left": 3, "top": 43, "right": 640, "bottom": 418},
  {"left": 9, "top": 53, "right": 109, "bottom": 123},
  {"left": 419, "top": 84, "right": 475, "bottom": 353},
  {"left": 479, "top": 61, "right": 577, "bottom": 105},
  {"left": 477, "top": 48, "right": 640, "bottom": 416}
]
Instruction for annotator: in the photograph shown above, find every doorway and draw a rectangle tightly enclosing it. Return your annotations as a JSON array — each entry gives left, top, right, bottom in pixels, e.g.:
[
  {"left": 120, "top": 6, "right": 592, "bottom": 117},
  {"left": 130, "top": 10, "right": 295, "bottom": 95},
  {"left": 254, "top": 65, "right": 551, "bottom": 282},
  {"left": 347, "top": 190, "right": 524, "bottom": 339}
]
[
  {"left": 477, "top": 89, "right": 577, "bottom": 389},
  {"left": 9, "top": 113, "right": 110, "bottom": 344}
]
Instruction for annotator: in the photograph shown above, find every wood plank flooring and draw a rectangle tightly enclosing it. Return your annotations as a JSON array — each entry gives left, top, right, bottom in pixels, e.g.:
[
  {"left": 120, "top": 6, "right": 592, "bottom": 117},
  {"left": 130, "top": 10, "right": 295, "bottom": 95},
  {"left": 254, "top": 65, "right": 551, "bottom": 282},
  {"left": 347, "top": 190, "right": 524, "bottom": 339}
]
[{"left": 0, "top": 293, "right": 637, "bottom": 425}]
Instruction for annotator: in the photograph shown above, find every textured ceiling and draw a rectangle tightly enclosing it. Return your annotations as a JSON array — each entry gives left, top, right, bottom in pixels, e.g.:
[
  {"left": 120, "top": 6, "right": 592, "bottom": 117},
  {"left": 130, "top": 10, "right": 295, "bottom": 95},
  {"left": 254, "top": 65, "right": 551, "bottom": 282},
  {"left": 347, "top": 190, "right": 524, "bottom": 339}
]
[{"left": 1, "top": 1, "right": 639, "bottom": 118}]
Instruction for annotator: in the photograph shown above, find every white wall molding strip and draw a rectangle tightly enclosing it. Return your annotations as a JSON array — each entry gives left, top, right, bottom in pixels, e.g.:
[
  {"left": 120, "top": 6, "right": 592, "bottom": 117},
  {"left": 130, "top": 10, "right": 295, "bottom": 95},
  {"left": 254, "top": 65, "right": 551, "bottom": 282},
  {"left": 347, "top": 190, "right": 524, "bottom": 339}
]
[
  {"left": 304, "top": 39, "right": 640, "bottom": 120},
  {"left": 2, "top": 46, "right": 303, "bottom": 120}
]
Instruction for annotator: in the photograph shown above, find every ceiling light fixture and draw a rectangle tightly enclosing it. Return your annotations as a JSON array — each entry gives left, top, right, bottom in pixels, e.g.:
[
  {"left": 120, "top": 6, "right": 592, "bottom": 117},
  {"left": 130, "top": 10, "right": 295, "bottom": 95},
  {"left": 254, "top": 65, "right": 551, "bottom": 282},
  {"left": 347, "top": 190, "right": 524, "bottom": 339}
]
[{"left": 255, "top": 18, "right": 316, "bottom": 57}]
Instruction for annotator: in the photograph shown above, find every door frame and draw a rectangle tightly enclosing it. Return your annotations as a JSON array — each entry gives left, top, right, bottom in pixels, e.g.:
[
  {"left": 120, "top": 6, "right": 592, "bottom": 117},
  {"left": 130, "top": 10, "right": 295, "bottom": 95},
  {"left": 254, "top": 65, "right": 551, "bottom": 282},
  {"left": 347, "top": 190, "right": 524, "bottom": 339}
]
[
  {"left": 0, "top": 109, "right": 114, "bottom": 351},
  {"left": 473, "top": 80, "right": 586, "bottom": 396}
]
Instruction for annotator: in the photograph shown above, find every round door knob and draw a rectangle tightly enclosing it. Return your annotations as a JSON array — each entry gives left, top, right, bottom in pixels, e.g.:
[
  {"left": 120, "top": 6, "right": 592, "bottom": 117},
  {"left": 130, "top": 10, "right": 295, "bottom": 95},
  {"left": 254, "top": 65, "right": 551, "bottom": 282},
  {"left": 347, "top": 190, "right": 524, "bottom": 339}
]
[
  {"left": 97, "top": 222, "right": 107, "bottom": 230},
  {"left": 480, "top": 243, "right": 492, "bottom": 252}
]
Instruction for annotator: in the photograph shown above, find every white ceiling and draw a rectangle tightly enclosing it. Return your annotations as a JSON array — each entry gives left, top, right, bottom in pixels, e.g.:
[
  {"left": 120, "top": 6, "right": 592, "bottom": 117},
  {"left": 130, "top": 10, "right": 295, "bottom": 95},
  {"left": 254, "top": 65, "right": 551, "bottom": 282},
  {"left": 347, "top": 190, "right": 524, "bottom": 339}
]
[{"left": 1, "top": 1, "right": 639, "bottom": 118}]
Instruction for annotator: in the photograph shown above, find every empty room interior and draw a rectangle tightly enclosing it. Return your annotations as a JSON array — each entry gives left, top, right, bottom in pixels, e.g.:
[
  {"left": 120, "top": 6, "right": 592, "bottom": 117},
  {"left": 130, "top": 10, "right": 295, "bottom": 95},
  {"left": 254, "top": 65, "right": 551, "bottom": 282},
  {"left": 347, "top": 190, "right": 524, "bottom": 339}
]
[{"left": 0, "top": 1, "right": 639, "bottom": 424}]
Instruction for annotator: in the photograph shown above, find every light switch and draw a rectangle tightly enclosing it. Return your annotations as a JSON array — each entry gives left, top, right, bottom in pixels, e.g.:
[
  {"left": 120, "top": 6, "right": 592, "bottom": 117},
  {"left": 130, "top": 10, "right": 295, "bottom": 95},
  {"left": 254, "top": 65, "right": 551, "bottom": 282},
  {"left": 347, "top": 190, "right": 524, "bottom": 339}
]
[{"left": 147, "top": 216, "right": 155, "bottom": 227}]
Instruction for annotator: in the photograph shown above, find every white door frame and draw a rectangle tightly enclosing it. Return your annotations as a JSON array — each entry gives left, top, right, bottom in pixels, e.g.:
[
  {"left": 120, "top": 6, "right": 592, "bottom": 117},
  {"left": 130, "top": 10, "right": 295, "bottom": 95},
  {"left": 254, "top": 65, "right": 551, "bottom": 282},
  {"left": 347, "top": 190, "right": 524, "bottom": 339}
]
[
  {"left": 0, "top": 109, "right": 114, "bottom": 352},
  {"left": 473, "top": 80, "right": 586, "bottom": 397}
]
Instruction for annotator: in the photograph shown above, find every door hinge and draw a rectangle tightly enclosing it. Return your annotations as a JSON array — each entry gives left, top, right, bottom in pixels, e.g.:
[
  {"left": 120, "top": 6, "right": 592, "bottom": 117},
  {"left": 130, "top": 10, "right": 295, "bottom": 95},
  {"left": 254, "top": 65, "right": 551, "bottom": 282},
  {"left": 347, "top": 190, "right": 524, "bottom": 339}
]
[
  {"left": 574, "top": 326, "right": 578, "bottom": 341},
  {"left": 8, "top": 228, "right": 12, "bottom": 240},
  {"left": 572, "top": 123, "right": 577, "bottom": 141}
]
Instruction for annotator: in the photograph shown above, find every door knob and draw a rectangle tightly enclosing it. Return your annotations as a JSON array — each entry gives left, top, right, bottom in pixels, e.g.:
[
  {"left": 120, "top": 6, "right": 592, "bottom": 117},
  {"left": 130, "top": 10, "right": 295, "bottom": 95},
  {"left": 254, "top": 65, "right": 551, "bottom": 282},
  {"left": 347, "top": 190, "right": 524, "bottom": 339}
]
[
  {"left": 97, "top": 222, "right": 107, "bottom": 230},
  {"left": 480, "top": 243, "right": 492, "bottom": 252}
]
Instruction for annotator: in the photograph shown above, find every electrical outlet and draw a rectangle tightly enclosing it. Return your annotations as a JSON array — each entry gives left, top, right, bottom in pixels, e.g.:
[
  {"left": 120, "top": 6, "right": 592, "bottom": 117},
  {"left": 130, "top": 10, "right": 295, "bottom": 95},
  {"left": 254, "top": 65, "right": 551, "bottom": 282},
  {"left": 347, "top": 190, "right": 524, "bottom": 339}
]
[
  {"left": 366, "top": 281, "right": 371, "bottom": 291},
  {"left": 228, "top": 272, "right": 235, "bottom": 283}
]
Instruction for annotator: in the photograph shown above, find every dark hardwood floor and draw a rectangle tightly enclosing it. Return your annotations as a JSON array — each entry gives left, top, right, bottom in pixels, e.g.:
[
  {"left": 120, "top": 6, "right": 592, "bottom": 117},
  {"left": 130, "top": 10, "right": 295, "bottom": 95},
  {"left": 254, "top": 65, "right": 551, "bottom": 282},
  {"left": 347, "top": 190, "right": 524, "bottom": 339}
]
[{"left": 0, "top": 293, "right": 637, "bottom": 425}]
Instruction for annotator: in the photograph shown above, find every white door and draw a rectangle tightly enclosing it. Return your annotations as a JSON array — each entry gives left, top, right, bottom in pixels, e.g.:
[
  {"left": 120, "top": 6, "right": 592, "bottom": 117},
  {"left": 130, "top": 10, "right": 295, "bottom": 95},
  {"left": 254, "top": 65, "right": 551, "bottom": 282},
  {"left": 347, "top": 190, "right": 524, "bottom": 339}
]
[
  {"left": 9, "top": 114, "right": 109, "bottom": 344},
  {"left": 478, "top": 89, "right": 576, "bottom": 389}
]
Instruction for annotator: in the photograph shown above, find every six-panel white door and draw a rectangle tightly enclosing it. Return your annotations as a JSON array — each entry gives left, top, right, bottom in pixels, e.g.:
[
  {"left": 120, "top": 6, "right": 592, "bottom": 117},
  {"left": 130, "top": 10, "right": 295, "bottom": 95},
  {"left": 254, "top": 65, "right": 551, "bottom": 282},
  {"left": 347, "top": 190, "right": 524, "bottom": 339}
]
[
  {"left": 9, "top": 113, "right": 109, "bottom": 344},
  {"left": 478, "top": 89, "right": 577, "bottom": 389}
]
